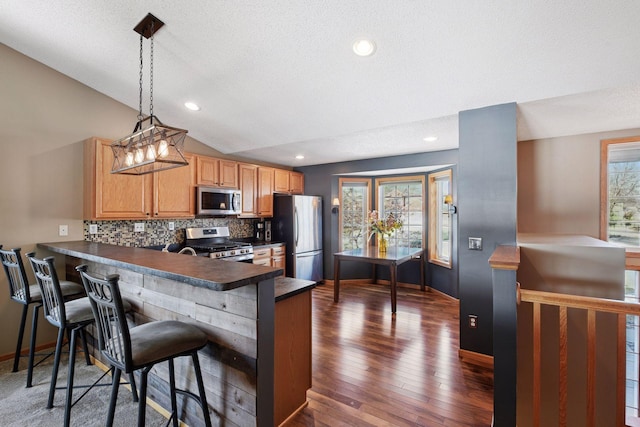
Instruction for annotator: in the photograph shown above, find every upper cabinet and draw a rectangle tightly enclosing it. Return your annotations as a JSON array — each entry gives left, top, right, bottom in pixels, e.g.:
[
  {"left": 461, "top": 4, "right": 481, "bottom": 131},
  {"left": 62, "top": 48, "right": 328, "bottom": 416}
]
[
  {"left": 84, "top": 138, "right": 195, "bottom": 220},
  {"left": 238, "top": 163, "right": 258, "bottom": 217},
  {"left": 274, "top": 169, "right": 304, "bottom": 194},
  {"left": 257, "top": 167, "right": 275, "bottom": 217},
  {"left": 196, "top": 156, "right": 238, "bottom": 188}
]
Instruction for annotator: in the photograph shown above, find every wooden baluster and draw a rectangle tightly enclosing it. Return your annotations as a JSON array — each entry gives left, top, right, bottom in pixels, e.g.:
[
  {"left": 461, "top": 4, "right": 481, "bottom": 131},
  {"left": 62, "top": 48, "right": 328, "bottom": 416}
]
[
  {"left": 559, "top": 306, "right": 568, "bottom": 427},
  {"left": 617, "top": 313, "right": 626, "bottom": 426},
  {"left": 533, "top": 302, "right": 541, "bottom": 427},
  {"left": 587, "top": 309, "right": 596, "bottom": 427}
]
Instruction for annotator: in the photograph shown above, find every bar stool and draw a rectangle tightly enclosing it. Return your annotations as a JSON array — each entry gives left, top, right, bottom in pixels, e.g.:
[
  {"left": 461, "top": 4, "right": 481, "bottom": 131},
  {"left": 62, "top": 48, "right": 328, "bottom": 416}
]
[
  {"left": 76, "top": 265, "right": 213, "bottom": 427},
  {"left": 0, "top": 246, "right": 84, "bottom": 387},
  {"left": 27, "top": 254, "right": 138, "bottom": 427}
]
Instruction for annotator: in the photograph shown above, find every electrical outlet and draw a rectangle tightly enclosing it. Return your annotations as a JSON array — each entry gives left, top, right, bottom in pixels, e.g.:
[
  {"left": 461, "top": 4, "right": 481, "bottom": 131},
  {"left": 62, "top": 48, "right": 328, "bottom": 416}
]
[
  {"left": 469, "top": 237, "right": 482, "bottom": 250},
  {"left": 168, "top": 222, "right": 175, "bottom": 231},
  {"left": 134, "top": 223, "right": 145, "bottom": 232},
  {"left": 58, "top": 225, "right": 68, "bottom": 236},
  {"left": 468, "top": 315, "right": 478, "bottom": 328},
  {"left": 89, "top": 224, "right": 98, "bottom": 235}
]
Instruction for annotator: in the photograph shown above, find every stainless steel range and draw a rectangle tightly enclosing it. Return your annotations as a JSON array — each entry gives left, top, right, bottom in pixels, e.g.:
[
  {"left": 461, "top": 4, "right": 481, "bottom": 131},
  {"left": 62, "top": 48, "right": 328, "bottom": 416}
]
[{"left": 185, "top": 226, "right": 254, "bottom": 262}]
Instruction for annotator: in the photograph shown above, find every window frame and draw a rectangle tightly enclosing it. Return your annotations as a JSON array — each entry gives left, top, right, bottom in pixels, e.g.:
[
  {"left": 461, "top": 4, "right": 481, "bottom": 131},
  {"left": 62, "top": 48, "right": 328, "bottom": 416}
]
[
  {"left": 374, "top": 175, "right": 426, "bottom": 249},
  {"left": 338, "top": 177, "right": 372, "bottom": 251},
  {"left": 427, "top": 169, "right": 453, "bottom": 268},
  {"left": 600, "top": 136, "right": 640, "bottom": 246}
]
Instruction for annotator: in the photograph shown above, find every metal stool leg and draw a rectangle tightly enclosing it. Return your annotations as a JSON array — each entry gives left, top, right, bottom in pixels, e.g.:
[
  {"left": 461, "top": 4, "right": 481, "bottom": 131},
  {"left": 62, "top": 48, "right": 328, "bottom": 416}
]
[
  {"left": 192, "top": 352, "right": 212, "bottom": 427},
  {"left": 137, "top": 367, "right": 151, "bottom": 427},
  {"left": 168, "top": 359, "right": 179, "bottom": 427},
  {"left": 106, "top": 367, "right": 121, "bottom": 427},
  {"left": 26, "top": 304, "right": 40, "bottom": 387},
  {"left": 63, "top": 328, "right": 79, "bottom": 427},
  {"left": 13, "top": 304, "right": 29, "bottom": 373},
  {"left": 47, "top": 327, "right": 66, "bottom": 409}
]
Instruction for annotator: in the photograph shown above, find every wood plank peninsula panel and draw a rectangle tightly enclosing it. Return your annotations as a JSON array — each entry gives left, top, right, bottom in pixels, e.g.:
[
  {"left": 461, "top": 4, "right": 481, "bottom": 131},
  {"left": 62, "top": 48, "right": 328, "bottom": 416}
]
[{"left": 39, "top": 241, "right": 280, "bottom": 427}]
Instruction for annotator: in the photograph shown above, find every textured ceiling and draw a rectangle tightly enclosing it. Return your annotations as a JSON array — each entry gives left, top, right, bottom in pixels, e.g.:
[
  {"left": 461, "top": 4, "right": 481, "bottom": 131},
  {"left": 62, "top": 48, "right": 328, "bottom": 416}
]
[{"left": 1, "top": 1, "right": 640, "bottom": 166}]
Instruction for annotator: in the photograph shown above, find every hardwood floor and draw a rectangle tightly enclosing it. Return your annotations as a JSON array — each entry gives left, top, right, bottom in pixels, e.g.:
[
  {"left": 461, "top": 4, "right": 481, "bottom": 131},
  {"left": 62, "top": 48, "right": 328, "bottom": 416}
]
[{"left": 285, "top": 281, "right": 494, "bottom": 427}]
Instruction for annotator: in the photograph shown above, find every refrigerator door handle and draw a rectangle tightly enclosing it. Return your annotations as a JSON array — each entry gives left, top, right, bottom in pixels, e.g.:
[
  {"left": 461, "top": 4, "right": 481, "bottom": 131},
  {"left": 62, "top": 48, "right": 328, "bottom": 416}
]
[
  {"left": 296, "top": 251, "right": 321, "bottom": 258},
  {"left": 294, "top": 207, "right": 299, "bottom": 247}
]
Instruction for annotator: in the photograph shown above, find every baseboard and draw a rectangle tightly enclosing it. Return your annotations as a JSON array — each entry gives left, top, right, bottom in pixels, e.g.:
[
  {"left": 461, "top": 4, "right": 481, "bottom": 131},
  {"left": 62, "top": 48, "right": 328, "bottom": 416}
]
[
  {"left": 278, "top": 400, "right": 309, "bottom": 427},
  {"left": 0, "top": 340, "right": 58, "bottom": 363},
  {"left": 458, "top": 349, "right": 494, "bottom": 370},
  {"left": 427, "top": 286, "right": 459, "bottom": 301}
]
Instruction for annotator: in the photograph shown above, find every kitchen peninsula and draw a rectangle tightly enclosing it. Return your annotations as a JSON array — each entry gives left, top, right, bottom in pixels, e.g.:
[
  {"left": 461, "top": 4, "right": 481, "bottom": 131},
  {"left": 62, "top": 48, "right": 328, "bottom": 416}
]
[{"left": 38, "top": 240, "right": 314, "bottom": 427}]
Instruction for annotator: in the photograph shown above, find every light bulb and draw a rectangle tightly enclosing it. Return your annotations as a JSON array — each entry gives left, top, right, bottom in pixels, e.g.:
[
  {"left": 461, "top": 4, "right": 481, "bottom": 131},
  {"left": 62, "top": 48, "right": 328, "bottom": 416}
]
[
  {"left": 158, "top": 139, "right": 169, "bottom": 158},
  {"left": 146, "top": 144, "right": 156, "bottom": 161},
  {"left": 125, "top": 152, "right": 134, "bottom": 167},
  {"left": 134, "top": 147, "right": 144, "bottom": 164}
]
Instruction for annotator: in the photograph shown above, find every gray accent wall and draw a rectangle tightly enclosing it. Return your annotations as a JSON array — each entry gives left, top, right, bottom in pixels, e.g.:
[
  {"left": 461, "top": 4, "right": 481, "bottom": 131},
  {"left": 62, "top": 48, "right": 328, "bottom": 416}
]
[
  {"left": 458, "top": 103, "right": 517, "bottom": 356},
  {"left": 297, "top": 149, "right": 460, "bottom": 298}
]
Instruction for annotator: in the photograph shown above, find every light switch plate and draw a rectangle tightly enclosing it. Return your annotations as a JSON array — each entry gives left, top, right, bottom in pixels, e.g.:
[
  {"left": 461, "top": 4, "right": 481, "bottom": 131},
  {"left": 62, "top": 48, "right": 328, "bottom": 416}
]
[
  {"left": 58, "top": 225, "right": 68, "bottom": 236},
  {"left": 134, "top": 223, "right": 145, "bottom": 232},
  {"left": 89, "top": 224, "right": 98, "bottom": 235},
  {"left": 469, "top": 237, "right": 482, "bottom": 250},
  {"left": 168, "top": 222, "right": 175, "bottom": 231}
]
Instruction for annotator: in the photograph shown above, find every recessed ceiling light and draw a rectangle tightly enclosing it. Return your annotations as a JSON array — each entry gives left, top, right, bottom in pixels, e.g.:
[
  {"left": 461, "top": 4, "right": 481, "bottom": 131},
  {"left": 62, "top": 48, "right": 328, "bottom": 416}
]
[
  {"left": 352, "top": 39, "right": 376, "bottom": 57},
  {"left": 184, "top": 102, "right": 200, "bottom": 111},
  {"left": 295, "top": 155, "right": 305, "bottom": 160},
  {"left": 423, "top": 136, "right": 438, "bottom": 142}
]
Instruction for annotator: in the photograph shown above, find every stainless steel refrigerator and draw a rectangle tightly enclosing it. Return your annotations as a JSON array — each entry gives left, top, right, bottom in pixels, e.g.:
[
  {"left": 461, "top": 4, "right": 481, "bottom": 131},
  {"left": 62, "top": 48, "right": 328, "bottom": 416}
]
[{"left": 273, "top": 194, "right": 323, "bottom": 282}]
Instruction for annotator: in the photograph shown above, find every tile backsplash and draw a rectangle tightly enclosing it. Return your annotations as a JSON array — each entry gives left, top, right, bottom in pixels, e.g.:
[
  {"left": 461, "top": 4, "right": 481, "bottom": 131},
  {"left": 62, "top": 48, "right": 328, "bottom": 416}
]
[{"left": 83, "top": 218, "right": 255, "bottom": 247}]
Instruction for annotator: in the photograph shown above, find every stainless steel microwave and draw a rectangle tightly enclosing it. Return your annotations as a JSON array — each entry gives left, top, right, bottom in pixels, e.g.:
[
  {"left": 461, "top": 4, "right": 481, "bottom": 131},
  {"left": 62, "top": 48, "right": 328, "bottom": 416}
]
[{"left": 197, "top": 187, "right": 241, "bottom": 215}]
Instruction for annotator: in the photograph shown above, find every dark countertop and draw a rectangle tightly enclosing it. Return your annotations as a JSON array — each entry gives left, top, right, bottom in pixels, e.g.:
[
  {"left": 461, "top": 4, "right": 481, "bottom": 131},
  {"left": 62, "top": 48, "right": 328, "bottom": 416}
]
[
  {"left": 274, "top": 277, "right": 316, "bottom": 302},
  {"left": 233, "top": 238, "right": 284, "bottom": 248},
  {"left": 38, "top": 241, "right": 283, "bottom": 292}
]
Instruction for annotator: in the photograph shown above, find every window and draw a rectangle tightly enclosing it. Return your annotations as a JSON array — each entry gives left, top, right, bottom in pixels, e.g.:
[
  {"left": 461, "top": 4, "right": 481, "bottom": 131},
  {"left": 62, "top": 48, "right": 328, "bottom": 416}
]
[
  {"left": 428, "top": 169, "right": 452, "bottom": 268},
  {"left": 601, "top": 136, "right": 640, "bottom": 420},
  {"left": 601, "top": 137, "right": 640, "bottom": 246},
  {"left": 375, "top": 176, "right": 425, "bottom": 248},
  {"left": 338, "top": 178, "right": 371, "bottom": 250}
]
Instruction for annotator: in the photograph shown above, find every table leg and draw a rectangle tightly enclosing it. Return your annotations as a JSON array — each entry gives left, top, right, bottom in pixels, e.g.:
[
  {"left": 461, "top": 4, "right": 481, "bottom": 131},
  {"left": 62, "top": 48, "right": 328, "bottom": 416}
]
[
  {"left": 420, "top": 255, "right": 425, "bottom": 292},
  {"left": 390, "top": 263, "right": 397, "bottom": 313},
  {"left": 333, "top": 256, "right": 340, "bottom": 302}
]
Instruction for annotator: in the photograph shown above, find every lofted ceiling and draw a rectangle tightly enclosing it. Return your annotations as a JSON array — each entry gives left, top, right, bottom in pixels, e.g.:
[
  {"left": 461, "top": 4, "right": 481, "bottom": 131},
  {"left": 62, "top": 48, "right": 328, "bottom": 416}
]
[{"left": 1, "top": 1, "right": 640, "bottom": 167}]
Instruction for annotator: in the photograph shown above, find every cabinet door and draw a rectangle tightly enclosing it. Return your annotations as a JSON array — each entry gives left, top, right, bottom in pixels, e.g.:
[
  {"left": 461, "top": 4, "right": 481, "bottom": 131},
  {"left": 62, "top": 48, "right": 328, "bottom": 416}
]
[
  {"left": 218, "top": 160, "right": 239, "bottom": 188},
  {"left": 153, "top": 154, "right": 196, "bottom": 218},
  {"left": 289, "top": 172, "right": 304, "bottom": 194},
  {"left": 196, "top": 156, "right": 219, "bottom": 186},
  {"left": 257, "top": 167, "right": 274, "bottom": 217},
  {"left": 274, "top": 169, "right": 290, "bottom": 193},
  {"left": 85, "top": 138, "right": 151, "bottom": 219},
  {"left": 239, "top": 163, "right": 258, "bottom": 217}
]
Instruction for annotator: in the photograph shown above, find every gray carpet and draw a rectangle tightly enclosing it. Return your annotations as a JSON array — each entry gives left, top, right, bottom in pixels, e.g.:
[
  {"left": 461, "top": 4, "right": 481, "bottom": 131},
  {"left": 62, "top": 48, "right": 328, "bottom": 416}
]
[{"left": 0, "top": 351, "right": 168, "bottom": 426}]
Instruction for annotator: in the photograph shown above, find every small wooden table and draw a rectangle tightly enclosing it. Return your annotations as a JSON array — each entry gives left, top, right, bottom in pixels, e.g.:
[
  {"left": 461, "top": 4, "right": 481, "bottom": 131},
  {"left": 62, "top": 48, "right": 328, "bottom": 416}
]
[{"left": 333, "top": 246, "right": 425, "bottom": 313}]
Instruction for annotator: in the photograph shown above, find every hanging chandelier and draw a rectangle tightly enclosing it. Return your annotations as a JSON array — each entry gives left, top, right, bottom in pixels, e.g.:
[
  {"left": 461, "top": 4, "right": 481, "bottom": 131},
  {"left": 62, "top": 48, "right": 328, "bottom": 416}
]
[{"left": 111, "top": 13, "right": 189, "bottom": 175}]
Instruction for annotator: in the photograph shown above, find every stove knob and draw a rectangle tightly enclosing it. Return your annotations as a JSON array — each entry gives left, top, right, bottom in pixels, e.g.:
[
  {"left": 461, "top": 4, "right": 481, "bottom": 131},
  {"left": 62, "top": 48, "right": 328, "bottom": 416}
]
[
  {"left": 230, "top": 250, "right": 236, "bottom": 255},
  {"left": 215, "top": 253, "right": 222, "bottom": 258},
  {"left": 240, "top": 249, "right": 246, "bottom": 254}
]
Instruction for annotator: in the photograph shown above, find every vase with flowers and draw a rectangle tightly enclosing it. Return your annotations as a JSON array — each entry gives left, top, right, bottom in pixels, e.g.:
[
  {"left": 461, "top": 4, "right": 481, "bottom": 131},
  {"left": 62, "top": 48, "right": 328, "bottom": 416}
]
[{"left": 368, "top": 210, "right": 403, "bottom": 253}]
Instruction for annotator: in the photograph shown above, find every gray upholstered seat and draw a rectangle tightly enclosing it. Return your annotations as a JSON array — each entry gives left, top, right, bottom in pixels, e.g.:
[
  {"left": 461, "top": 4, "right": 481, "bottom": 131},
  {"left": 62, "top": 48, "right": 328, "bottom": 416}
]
[
  {"left": 128, "top": 321, "right": 207, "bottom": 367},
  {"left": 77, "top": 265, "right": 212, "bottom": 427},
  {"left": 0, "top": 246, "right": 84, "bottom": 387}
]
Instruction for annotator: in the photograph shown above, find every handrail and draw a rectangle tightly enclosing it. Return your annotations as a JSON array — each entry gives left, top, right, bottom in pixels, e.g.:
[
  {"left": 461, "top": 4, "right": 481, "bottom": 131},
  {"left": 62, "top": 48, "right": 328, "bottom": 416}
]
[{"left": 519, "top": 288, "right": 640, "bottom": 315}]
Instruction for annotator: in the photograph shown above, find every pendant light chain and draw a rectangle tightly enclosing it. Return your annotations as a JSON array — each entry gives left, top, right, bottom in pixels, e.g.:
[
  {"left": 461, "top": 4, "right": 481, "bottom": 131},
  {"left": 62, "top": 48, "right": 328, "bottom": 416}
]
[
  {"left": 138, "top": 34, "right": 144, "bottom": 122},
  {"left": 149, "top": 19, "right": 154, "bottom": 121}
]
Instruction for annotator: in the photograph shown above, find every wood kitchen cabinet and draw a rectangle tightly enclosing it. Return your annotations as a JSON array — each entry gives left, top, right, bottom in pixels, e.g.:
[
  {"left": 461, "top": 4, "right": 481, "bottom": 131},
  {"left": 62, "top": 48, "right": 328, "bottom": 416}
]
[
  {"left": 84, "top": 137, "right": 195, "bottom": 220},
  {"left": 257, "top": 167, "right": 274, "bottom": 217},
  {"left": 274, "top": 169, "right": 304, "bottom": 194},
  {"left": 238, "top": 163, "right": 258, "bottom": 217},
  {"left": 253, "top": 244, "right": 285, "bottom": 275},
  {"left": 196, "top": 156, "right": 238, "bottom": 188}
]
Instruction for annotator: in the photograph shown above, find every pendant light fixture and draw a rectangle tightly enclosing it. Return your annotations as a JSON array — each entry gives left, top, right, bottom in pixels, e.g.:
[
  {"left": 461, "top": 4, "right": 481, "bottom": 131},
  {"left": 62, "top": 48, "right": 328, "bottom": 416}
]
[{"left": 111, "top": 13, "right": 189, "bottom": 175}]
